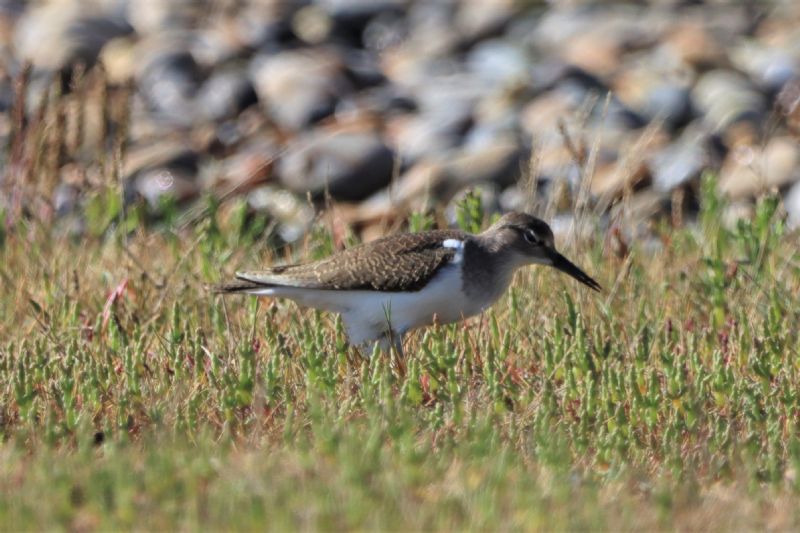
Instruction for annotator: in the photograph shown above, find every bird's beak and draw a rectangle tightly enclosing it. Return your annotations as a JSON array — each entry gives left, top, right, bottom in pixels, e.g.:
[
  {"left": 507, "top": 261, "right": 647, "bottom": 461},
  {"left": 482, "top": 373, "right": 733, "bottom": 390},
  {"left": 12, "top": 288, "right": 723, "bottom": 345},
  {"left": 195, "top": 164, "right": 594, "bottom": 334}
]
[{"left": 546, "top": 248, "right": 601, "bottom": 292}]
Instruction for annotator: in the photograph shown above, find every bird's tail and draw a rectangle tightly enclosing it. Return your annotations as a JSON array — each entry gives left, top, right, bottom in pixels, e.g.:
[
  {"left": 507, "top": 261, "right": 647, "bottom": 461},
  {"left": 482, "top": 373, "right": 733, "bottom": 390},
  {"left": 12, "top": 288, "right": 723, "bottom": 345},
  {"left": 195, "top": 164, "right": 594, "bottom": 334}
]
[{"left": 209, "top": 280, "right": 272, "bottom": 294}]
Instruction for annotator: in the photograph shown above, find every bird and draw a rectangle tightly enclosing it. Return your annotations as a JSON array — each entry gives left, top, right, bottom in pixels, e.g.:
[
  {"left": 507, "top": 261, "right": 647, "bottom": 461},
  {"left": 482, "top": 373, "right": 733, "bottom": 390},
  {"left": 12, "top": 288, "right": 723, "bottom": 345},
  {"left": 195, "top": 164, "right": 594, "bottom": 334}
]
[{"left": 214, "top": 212, "right": 600, "bottom": 355}]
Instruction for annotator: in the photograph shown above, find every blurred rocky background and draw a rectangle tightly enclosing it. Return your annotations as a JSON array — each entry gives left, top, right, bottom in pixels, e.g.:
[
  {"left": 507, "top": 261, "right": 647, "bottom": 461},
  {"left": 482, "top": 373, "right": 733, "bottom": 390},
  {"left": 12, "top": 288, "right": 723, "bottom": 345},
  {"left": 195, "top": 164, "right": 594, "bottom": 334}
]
[{"left": 1, "top": 0, "right": 799, "bottom": 244}]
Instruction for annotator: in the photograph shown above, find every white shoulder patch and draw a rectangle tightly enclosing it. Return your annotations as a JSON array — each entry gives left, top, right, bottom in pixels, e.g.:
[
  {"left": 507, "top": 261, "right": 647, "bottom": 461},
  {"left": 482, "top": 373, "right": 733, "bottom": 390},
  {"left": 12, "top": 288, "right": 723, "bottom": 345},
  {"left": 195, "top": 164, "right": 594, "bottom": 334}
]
[{"left": 442, "top": 239, "right": 465, "bottom": 264}]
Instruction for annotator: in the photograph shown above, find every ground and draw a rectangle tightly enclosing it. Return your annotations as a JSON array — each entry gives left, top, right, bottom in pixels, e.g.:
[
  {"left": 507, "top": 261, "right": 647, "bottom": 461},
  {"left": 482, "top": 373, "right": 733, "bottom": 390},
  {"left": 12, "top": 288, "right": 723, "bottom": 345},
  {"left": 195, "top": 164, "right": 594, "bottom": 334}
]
[{"left": 1, "top": 187, "right": 800, "bottom": 530}]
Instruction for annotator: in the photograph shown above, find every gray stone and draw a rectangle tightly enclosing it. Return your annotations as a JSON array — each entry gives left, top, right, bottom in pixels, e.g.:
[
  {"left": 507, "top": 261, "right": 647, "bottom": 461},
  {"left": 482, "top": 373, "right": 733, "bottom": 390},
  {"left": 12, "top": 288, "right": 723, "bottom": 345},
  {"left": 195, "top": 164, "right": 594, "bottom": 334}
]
[
  {"left": 718, "top": 137, "right": 800, "bottom": 199},
  {"left": 648, "top": 128, "right": 710, "bottom": 192},
  {"left": 197, "top": 67, "right": 257, "bottom": 122},
  {"left": 278, "top": 130, "right": 395, "bottom": 201},
  {"left": 692, "top": 70, "right": 766, "bottom": 132},
  {"left": 247, "top": 185, "right": 315, "bottom": 243},
  {"left": 250, "top": 49, "right": 352, "bottom": 131},
  {"left": 466, "top": 39, "right": 530, "bottom": 84},
  {"left": 134, "top": 38, "right": 203, "bottom": 125},
  {"left": 15, "top": 3, "right": 132, "bottom": 71}
]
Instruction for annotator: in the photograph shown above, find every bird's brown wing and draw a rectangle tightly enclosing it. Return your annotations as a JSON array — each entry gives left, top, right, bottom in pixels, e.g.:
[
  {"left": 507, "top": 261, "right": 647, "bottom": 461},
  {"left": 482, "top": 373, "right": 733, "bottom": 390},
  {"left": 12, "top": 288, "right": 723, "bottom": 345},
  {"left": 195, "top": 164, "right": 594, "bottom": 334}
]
[{"left": 234, "top": 229, "right": 467, "bottom": 292}]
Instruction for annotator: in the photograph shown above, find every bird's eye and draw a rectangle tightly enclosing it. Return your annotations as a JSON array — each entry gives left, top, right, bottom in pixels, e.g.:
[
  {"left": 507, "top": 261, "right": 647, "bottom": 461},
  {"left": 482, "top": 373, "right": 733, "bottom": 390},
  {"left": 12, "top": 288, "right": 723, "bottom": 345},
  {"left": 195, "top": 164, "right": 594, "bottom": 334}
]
[{"left": 523, "top": 230, "right": 540, "bottom": 245}]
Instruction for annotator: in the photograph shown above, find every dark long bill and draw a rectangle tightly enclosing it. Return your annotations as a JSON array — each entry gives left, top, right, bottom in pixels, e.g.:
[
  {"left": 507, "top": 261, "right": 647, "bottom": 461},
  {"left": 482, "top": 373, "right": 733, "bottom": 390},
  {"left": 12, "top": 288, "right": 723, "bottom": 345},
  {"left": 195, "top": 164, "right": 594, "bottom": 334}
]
[{"left": 547, "top": 249, "right": 602, "bottom": 292}]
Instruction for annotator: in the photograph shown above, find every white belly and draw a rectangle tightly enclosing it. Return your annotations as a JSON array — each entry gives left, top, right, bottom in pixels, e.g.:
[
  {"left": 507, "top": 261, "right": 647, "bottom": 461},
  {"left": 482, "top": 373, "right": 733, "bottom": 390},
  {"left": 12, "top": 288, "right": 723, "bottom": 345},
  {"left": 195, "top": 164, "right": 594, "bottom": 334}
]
[{"left": 251, "top": 264, "right": 495, "bottom": 345}]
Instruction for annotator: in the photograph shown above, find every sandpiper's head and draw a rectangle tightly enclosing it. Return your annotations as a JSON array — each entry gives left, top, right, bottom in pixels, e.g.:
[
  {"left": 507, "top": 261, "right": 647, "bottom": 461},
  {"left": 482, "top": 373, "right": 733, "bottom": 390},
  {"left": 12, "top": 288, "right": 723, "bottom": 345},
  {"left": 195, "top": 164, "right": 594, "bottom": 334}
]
[{"left": 485, "top": 212, "right": 601, "bottom": 291}]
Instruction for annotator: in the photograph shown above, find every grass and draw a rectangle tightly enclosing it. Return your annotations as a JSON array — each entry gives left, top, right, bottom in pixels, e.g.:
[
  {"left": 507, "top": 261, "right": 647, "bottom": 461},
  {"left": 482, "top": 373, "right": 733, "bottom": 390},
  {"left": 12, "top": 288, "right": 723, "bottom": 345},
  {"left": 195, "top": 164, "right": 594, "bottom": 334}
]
[
  {"left": 3, "top": 64, "right": 800, "bottom": 530},
  {"left": 1, "top": 181, "right": 800, "bottom": 530}
]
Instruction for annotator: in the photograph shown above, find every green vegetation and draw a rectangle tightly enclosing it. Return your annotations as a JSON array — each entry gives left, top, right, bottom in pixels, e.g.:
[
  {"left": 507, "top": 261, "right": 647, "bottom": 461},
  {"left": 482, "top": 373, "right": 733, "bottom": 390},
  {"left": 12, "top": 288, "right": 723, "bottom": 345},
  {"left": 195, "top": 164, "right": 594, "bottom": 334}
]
[{"left": 1, "top": 182, "right": 800, "bottom": 530}]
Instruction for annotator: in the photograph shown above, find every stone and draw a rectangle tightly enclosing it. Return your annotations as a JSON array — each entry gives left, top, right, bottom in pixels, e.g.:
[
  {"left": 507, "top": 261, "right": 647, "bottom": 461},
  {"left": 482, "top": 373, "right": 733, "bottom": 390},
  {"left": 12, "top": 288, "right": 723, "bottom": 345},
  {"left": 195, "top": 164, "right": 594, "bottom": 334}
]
[
  {"left": 247, "top": 185, "right": 314, "bottom": 243},
  {"left": 388, "top": 107, "right": 472, "bottom": 163},
  {"left": 466, "top": 39, "right": 530, "bottom": 84},
  {"left": 613, "top": 65, "right": 693, "bottom": 130},
  {"left": 278, "top": 129, "right": 395, "bottom": 202},
  {"left": 455, "top": 0, "right": 517, "bottom": 45},
  {"left": 730, "top": 42, "right": 797, "bottom": 95},
  {"left": 692, "top": 70, "right": 766, "bottom": 132},
  {"left": 196, "top": 67, "right": 258, "bottom": 122},
  {"left": 432, "top": 141, "right": 524, "bottom": 201},
  {"left": 134, "top": 38, "right": 203, "bottom": 125},
  {"left": 718, "top": 137, "right": 800, "bottom": 199},
  {"left": 214, "top": 135, "right": 278, "bottom": 191},
  {"left": 135, "top": 168, "right": 199, "bottom": 208},
  {"left": 250, "top": 48, "right": 352, "bottom": 131},
  {"left": 648, "top": 127, "right": 710, "bottom": 192},
  {"left": 14, "top": 3, "right": 132, "bottom": 71}
]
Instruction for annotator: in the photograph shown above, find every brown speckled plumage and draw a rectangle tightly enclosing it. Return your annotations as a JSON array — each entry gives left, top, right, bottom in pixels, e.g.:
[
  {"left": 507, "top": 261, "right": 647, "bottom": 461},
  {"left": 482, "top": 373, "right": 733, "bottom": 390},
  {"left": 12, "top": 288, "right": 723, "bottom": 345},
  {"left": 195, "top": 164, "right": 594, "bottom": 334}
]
[{"left": 233, "top": 229, "right": 469, "bottom": 292}]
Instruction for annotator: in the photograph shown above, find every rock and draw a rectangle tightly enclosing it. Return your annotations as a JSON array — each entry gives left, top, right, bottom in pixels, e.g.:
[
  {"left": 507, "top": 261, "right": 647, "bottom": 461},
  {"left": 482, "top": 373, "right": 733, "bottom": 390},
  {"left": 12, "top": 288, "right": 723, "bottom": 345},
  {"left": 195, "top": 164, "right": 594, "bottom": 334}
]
[
  {"left": 589, "top": 158, "right": 650, "bottom": 201},
  {"left": 664, "top": 21, "right": 727, "bottom": 69},
  {"left": 609, "top": 189, "right": 671, "bottom": 224},
  {"left": 98, "top": 36, "right": 137, "bottom": 84},
  {"left": 387, "top": 160, "right": 447, "bottom": 207},
  {"left": 520, "top": 91, "right": 576, "bottom": 141},
  {"left": 455, "top": 0, "right": 517, "bottom": 45},
  {"left": 560, "top": 31, "right": 622, "bottom": 79},
  {"left": 613, "top": 65, "right": 693, "bottom": 130},
  {"left": 319, "top": 0, "right": 404, "bottom": 39},
  {"left": 466, "top": 39, "right": 530, "bottom": 84},
  {"left": 278, "top": 129, "right": 395, "bottom": 201},
  {"left": 196, "top": 67, "right": 257, "bottom": 122},
  {"left": 436, "top": 141, "right": 525, "bottom": 200},
  {"left": 14, "top": 3, "right": 132, "bottom": 71},
  {"left": 692, "top": 70, "right": 766, "bottom": 132},
  {"left": 232, "top": 5, "right": 296, "bottom": 50},
  {"left": 250, "top": 48, "right": 352, "bottom": 131},
  {"left": 214, "top": 135, "right": 278, "bottom": 191},
  {"left": 125, "top": 0, "right": 196, "bottom": 34},
  {"left": 648, "top": 127, "right": 710, "bottom": 192},
  {"left": 123, "top": 140, "right": 197, "bottom": 179},
  {"left": 341, "top": 48, "right": 386, "bottom": 88},
  {"left": 135, "top": 168, "right": 199, "bottom": 208},
  {"left": 389, "top": 107, "right": 472, "bottom": 163},
  {"left": 134, "top": 38, "right": 204, "bottom": 125},
  {"left": 730, "top": 42, "right": 797, "bottom": 95},
  {"left": 247, "top": 185, "right": 314, "bottom": 242},
  {"left": 362, "top": 10, "right": 407, "bottom": 52},
  {"left": 336, "top": 85, "right": 416, "bottom": 119},
  {"left": 718, "top": 137, "right": 800, "bottom": 199},
  {"left": 777, "top": 78, "right": 800, "bottom": 134},
  {"left": 642, "top": 84, "right": 693, "bottom": 130},
  {"left": 387, "top": 140, "right": 524, "bottom": 208},
  {"left": 291, "top": 5, "right": 333, "bottom": 45}
]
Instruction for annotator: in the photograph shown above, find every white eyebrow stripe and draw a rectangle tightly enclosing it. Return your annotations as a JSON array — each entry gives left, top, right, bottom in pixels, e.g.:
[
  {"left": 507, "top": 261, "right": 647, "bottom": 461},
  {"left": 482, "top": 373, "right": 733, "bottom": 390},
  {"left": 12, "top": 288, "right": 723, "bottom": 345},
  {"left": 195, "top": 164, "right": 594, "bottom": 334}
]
[{"left": 442, "top": 239, "right": 465, "bottom": 264}]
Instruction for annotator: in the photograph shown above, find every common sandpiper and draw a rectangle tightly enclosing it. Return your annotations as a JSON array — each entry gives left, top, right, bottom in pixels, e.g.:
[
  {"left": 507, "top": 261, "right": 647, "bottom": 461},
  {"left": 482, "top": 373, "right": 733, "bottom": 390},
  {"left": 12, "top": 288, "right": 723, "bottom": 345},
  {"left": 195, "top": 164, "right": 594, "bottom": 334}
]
[{"left": 214, "top": 212, "right": 600, "bottom": 354}]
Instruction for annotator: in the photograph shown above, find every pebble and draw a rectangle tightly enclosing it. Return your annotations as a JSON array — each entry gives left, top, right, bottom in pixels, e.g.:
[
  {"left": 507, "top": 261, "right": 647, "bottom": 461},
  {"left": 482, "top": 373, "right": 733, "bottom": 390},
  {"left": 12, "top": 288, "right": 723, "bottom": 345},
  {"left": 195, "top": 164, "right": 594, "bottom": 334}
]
[
  {"left": 692, "top": 70, "right": 766, "bottom": 132},
  {"left": 5, "top": 1, "right": 800, "bottom": 236},
  {"left": 196, "top": 67, "right": 258, "bottom": 122},
  {"left": 134, "top": 37, "right": 204, "bottom": 125},
  {"left": 14, "top": 2, "right": 132, "bottom": 71},
  {"left": 648, "top": 127, "right": 710, "bottom": 192},
  {"left": 135, "top": 168, "right": 198, "bottom": 208},
  {"left": 718, "top": 137, "right": 800, "bottom": 199},
  {"left": 247, "top": 184, "right": 314, "bottom": 243},
  {"left": 250, "top": 48, "right": 352, "bottom": 131},
  {"left": 277, "top": 129, "right": 395, "bottom": 202}
]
